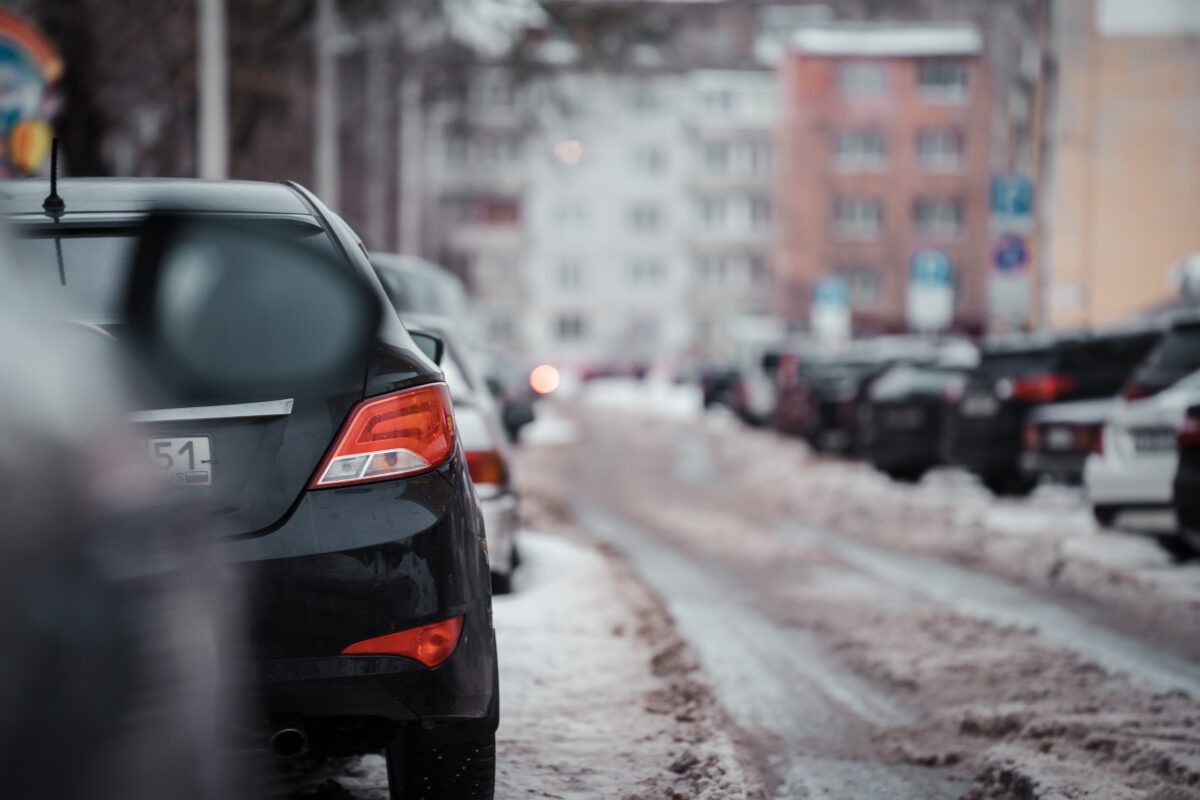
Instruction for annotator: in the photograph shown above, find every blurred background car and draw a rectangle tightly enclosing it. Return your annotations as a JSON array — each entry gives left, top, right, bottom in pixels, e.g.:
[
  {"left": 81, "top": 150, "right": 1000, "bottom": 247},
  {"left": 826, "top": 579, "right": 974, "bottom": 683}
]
[
  {"left": 1085, "top": 368, "right": 1200, "bottom": 559},
  {"left": 401, "top": 313, "right": 522, "bottom": 595},
  {"left": 862, "top": 359, "right": 972, "bottom": 483},
  {"left": 1019, "top": 328, "right": 1162, "bottom": 485},
  {"left": 949, "top": 329, "right": 1159, "bottom": 496},
  {"left": 9, "top": 179, "right": 499, "bottom": 800},
  {"left": 372, "top": 252, "right": 536, "bottom": 443},
  {"left": 1171, "top": 402, "right": 1200, "bottom": 557}
]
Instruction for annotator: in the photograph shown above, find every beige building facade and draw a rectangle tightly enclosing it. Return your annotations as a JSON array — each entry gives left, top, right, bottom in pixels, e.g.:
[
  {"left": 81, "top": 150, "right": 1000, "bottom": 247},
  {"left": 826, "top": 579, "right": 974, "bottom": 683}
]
[{"left": 1046, "top": 0, "right": 1200, "bottom": 328}]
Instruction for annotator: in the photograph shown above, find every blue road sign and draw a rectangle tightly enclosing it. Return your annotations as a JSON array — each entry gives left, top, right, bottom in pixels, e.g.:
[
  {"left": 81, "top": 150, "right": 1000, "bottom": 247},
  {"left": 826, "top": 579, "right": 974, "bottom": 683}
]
[
  {"left": 909, "top": 249, "right": 954, "bottom": 287},
  {"left": 992, "top": 233, "right": 1029, "bottom": 273},
  {"left": 990, "top": 175, "right": 1034, "bottom": 218}
]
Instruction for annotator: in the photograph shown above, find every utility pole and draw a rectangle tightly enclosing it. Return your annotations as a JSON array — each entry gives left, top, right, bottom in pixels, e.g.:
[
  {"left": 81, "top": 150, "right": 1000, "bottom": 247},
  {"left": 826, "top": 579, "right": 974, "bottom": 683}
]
[
  {"left": 197, "top": 0, "right": 228, "bottom": 179},
  {"left": 399, "top": 70, "right": 423, "bottom": 255},
  {"left": 315, "top": 0, "right": 340, "bottom": 206},
  {"left": 364, "top": 33, "right": 389, "bottom": 249}
]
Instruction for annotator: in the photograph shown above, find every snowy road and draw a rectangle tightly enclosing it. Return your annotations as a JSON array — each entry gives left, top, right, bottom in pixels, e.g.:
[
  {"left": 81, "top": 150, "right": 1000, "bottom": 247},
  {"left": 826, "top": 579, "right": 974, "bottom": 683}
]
[{"left": 516, "top": 383, "right": 1200, "bottom": 799}]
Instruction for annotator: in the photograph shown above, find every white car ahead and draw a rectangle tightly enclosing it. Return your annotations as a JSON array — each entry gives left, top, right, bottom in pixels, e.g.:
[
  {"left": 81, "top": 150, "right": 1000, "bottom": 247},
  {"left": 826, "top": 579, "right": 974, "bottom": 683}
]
[{"left": 1084, "top": 368, "right": 1200, "bottom": 538}]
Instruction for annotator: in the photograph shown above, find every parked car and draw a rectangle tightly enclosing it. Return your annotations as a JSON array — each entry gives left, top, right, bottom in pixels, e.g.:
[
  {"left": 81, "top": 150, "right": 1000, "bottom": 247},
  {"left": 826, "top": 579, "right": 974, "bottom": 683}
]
[
  {"left": 862, "top": 362, "right": 971, "bottom": 482},
  {"left": 1019, "top": 329, "right": 1162, "bottom": 485},
  {"left": 1085, "top": 369, "right": 1200, "bottom": 557},
  {"left": 373, "top": 253, "right": 534, "bottom": 443},
  {"left": 1171, "top": 402, "right": 1200, "bottom": 557},
  {"left": 8, "top": 179, "right": 499, "bottom": 800},
  {"left": 402, "top": 314, "right": 521, "bottom": 594},
  {"left": 950, "top": 329, "right": 1159, "bottom": 496}
]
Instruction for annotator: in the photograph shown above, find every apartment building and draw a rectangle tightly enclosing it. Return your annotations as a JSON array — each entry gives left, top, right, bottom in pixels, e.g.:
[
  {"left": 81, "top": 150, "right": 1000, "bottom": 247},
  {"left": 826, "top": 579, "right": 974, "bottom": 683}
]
[{"left": 773, "top": 23, "right": 993, "bottom": 334}]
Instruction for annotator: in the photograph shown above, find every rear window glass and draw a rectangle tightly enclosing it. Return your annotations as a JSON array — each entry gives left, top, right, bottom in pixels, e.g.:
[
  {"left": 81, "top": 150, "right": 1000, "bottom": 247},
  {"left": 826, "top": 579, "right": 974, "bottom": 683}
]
[
  {"left": 977, "top": 349, "right": 1054, "bottom": 377},
  {"left": 872, "top": 365, "right": 962, "bottom": 399},
  {"left": 12, "top": 231, "right": 136, "bottom": 323},
  {"left": 1058, "top": 333, "right": 1160, "bottom": 375},
  {"left": 375, "top": 268, "right": 444, "bottom": 314},
  {"left": 1141, "top": 327, "right": 1200, "bottom": 374}
]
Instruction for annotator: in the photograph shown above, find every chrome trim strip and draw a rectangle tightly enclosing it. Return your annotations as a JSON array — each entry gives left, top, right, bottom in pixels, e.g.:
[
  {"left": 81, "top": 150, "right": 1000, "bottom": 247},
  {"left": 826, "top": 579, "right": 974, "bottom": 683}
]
[{"left": 130, "top": 398, "right": 294, "bottom": 423}]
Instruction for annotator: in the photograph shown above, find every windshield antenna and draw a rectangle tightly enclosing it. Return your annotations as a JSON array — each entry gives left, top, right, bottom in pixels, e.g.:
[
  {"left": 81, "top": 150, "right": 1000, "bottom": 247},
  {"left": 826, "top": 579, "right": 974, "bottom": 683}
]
[{"left": 42, "top": 137, "right": 65, "bottom": 218}]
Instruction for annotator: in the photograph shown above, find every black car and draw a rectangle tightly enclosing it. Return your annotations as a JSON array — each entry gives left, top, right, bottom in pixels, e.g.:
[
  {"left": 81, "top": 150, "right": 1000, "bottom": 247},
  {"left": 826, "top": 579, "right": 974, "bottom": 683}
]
[
  {"left": 1171, "top": 402, "right": 1200, "bottom": 558},
  {"left": 7, "top": 179, "right": 498, "bottom": 799},
  {"left": 862, "top": 362, "right": 969, "bottom": 482},
  {"left": 950, "top": 329, "right": 1161, "bottom": 496}
]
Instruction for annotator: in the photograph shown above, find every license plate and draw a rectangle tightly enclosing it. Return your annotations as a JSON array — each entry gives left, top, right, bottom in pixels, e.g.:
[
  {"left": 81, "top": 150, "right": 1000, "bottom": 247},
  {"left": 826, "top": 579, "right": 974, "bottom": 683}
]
[
  {"left": 146, "top": 437, "right": 213, "bottom": 485},
  {"left": 1045, "top": 427, "right": 1074, "bottom": 450},
  {"left": 961, "top": 395, "right": 999, "bottom": 417},
  {"left": 1132, "top": 429, "right": 1175, "bottom": 454},
  {"left": 884, "top": 408, "right": 923, "bottom": 429}
]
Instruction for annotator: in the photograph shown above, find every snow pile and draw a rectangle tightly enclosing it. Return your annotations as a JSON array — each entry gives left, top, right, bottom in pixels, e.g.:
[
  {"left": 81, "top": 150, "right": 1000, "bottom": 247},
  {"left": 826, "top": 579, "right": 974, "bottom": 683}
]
[
  {"left": 581, "top": 377, "right": 702, "bottom": 419},
  {"left": 518, "top": 403, "right": 579, "bottom": 445}
]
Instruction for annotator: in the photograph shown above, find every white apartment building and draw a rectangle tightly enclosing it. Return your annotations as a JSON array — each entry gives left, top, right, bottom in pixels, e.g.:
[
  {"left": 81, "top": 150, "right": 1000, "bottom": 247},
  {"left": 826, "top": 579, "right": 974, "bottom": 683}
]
[{"left": 420, "top": 57, "right": 780, "bottom": 369}]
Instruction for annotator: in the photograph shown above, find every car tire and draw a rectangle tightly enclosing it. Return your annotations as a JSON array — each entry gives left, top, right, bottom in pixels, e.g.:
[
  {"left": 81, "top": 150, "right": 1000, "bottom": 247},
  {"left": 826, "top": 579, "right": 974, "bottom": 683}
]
[
  {"left": 1152, "top": 534, "right": 1198, "bottom": 563},
  {"left": 1092, "top": 506, "right": 1118, "bottom": 527},
  {"left": 386, "top": 731, "right": 496, "bottom": 800},
  {"left": 982, "top": 472, "right": 1037, "bottom": 497},
  {"left": 885, "top": 467, "right": 926, "bottom": 484},
  {"left": 490, "top": 569, "right": 512, "bottom": 596}
]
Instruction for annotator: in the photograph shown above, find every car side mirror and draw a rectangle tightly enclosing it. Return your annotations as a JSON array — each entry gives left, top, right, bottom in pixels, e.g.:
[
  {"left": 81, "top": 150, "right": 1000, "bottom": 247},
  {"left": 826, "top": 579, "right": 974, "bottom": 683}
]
[
  {"left": 123, "top": 213, "right": 381, "bottom": 399},
  {"left": 410, "top": 331, "right": 444, "bottom": 365}
]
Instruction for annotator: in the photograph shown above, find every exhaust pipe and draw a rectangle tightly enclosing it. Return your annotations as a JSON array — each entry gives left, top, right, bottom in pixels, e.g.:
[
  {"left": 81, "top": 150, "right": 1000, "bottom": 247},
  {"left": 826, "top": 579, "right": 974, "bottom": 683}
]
[{"left": 269, "top": 725, "right": 308, "bottom": 759}]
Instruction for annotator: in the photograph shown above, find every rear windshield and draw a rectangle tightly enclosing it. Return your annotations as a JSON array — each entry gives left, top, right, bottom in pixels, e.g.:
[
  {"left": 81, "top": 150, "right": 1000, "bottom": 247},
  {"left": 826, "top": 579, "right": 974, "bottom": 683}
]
[
  {"left": 1058, "top": 332, "right": 1161, "bottom": 376},
  {"left": 1141, "top": 327, "right": 1200, "bottom": 374},
  {"left": 375, "top": 267, "right": 445, "bottom": 314},
  {"left": 13, "top": 220, "right": 337, "bottom": 325},
  {"left": 977, "top": 349, "right": 1054, "bottom": 378},
  {"left": 12, "top": 230, "right": 136, "bottom": 323}
]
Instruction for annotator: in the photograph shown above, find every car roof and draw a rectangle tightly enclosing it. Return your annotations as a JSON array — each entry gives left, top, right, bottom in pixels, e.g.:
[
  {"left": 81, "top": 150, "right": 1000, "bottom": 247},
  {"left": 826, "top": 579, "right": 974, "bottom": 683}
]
[{"left": 1, "top": 178, "right": 313, "bottom": 218}]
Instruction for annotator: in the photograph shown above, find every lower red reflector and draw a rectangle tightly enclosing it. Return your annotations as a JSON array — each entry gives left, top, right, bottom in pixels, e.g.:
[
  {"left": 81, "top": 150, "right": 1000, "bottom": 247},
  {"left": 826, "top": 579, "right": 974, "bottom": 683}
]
[{"left": 340, "top": 616, "right": 464, "bottom": 667}]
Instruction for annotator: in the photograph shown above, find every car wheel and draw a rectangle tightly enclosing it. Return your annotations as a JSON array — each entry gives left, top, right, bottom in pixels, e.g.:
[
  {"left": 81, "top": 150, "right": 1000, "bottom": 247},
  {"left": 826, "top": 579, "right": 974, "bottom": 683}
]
[
  {"left": 1152, "top": 534, "right": 1199, "bottom": 563},
  {"left": 982, "top": 472, "right": 1037, "bottom": 497},
  {"left": 386, "top": 731, "right": 496, "bottom": 800},
  {"left": 490, "top": 570, "right": 512, "bottom": 596},
  {"left": 886, "top": 467, "right": 926, "bottom": 484},
  {"left": 1092, "top": 506, "right": 1118, "bottom": 527}
]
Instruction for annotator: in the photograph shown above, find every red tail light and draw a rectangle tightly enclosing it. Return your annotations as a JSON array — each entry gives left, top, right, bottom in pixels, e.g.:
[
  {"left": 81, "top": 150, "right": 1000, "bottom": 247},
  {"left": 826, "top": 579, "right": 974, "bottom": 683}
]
[
  {"left": 466, "top": 450, "right": 509, "bottom": 487},
  {"left": 310, "top": 383, "right": 455, "bottom": 488},
  {"left": 1178, "top": 410, "right": 1200, "bottom": 449},
  {"left": 1122, "top": 381, "right": 1154, "bottom": 402},
  {"left": 341, "top": 616, "right": 463, "bottom": 667},
  {"left": 1009, "top": 373, "right": 1076, "bottom": 404},
  {"left": 1022, "top": 423, "right": 1038, "bottom": 450}
]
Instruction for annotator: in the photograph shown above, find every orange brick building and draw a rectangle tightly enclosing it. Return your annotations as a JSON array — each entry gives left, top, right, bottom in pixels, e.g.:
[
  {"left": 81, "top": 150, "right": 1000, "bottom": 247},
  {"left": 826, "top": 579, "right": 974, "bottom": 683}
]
[{"left": 773, "top": 25, "right": 992, "bottom": 334}]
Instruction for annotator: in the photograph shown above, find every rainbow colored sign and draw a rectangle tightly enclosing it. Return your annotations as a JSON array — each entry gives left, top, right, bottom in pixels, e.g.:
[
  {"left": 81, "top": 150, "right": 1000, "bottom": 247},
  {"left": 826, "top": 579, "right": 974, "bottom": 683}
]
[{"left": 0, "top": 10, "right": 62, "bottom": 177}]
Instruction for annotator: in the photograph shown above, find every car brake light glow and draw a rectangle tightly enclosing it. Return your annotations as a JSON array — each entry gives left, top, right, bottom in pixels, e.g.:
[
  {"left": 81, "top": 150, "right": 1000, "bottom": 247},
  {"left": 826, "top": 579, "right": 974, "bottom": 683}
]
[
  {"left": 341, "top": 616, "right": 464, "bottom": 667},
  {"left": 1008, "top": 373, "right": 1076, "bottom": 404},
  {"left": 1122, "top": 381, "right": 1154, "bottom": 402},
  {"left": 310, "top": 383, "right": 455, "bottom": 488},
  {"left": 1178, "top": 410, "right": 1200, "bottom": 449},
  {"left": 466, "top": 450, "right": 508, "bottom": 487}
]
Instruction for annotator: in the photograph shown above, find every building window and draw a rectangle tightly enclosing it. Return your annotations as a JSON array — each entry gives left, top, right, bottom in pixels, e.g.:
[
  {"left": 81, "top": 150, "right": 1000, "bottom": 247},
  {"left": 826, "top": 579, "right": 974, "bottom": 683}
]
[
  {"left": 695, "top": 255, "right": 732, "bottom": 285},
  {"left": 441, "top": 195, "right": 520, "bottom": 225},
  {"left": 556, "top": 313, "right": 586, "bottom": 341},
  {"left": 916, "top": 129, "right": 965, "bottom": 170},
  {"left": 489, "top": 316, "right": 515, "bottom": 339},
  {"left": 700, "top": 89, "right": 737, "bottom": 113},
  {"left": 629, "top": 257, "right": 667, "bottom": 285},
  {"left": 633, "top": 144, "right": 666, "bottom": 174},
  {"left": 914, "top": 197, "right": 964, "bottom": 237},
  {"left": 918, "top": 59, "right": 968, "bottom": 101},
  {"left": 554, "top": 201, "right": 588, "bottom": 227},
  {"left": 749, "top": 196, "right": 772, "bottom": 231},
  {"left": 836, "top": 267, "right": 881, "bottom": 309},
  {"left": 748, "top": 140, "right": 773, "bottom": 174},
  {"left": 834, "top": 198, "right": 882, "bottom": 238},
  {"left": 444, "top": 137, "right": 468, "bottom": 165},
  {"left": 838, "top": 61, "right": 885, "bottom": 99},
  {"left": 696, "top": 196, "right": 728, "bottom": 225},
  {"left": 835, "top": 130, "right": 886, "bottom": 170},
  {"left": 557, "top": 258, "right": 584, "bottom": 289},
  {"left": 630, "top": 88, "right": 659, "bottom": 112},
  {"left": 700, "top": 142, "right": 730, "bottom": 173},
  {"left": 630, "top": 203, "right": 663, "bottom": 232}
]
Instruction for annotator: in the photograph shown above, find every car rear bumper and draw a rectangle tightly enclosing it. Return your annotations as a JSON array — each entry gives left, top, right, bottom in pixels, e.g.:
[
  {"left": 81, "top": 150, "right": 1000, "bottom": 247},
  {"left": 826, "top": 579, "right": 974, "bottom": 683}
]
[
  {"left": 1021, "top": 449, "right": 1088, "bottom": 483},
  {"left": 481, "top": 490, "right": 518, "bottom": 575},
  {"left": 224, "top": 457, "right": 497, "bottom": 734},
  {"left": 1083, "top": 450, "right": 1175, "bottom": 506}
]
